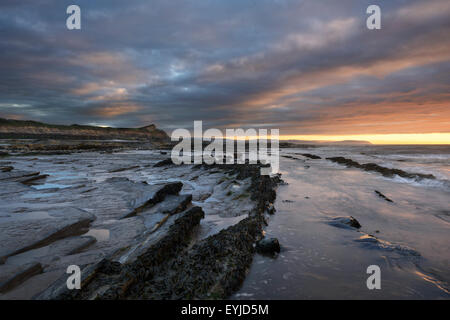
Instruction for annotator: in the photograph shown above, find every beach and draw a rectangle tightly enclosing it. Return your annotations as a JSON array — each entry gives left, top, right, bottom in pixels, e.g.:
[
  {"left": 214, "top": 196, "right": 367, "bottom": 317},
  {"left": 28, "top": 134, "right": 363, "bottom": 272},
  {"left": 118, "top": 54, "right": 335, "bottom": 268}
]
[
  {"left": 236, "top": 145, "right": 450, "bottom": 299},
  {"left": 0, "top": 142, "right": 448, "bottom": 299}
]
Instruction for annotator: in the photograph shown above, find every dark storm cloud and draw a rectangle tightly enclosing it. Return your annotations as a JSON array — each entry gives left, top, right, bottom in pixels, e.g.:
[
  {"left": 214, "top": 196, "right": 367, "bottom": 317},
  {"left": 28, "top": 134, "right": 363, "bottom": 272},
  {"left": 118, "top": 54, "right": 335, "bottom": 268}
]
[{"left": 0, "top": 0, "right": 449, "bottom": 134}]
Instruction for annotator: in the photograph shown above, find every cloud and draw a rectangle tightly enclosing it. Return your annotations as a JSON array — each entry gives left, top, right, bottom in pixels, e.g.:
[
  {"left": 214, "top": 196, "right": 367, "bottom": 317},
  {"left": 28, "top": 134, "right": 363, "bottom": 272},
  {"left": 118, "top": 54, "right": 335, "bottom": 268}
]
[
  {"left": 84, "top": 103, "right": 142, "bottom": 118},
  {"left": 0, "top": 0, "right": 449, "bottom": 135}
]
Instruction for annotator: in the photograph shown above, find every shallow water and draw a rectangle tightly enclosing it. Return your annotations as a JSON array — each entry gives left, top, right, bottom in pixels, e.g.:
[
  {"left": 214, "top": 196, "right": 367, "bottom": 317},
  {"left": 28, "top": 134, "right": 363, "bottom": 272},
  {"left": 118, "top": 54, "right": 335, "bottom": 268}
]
[{"left": 234, "top": 146, "right": 450, "bottom": 299}]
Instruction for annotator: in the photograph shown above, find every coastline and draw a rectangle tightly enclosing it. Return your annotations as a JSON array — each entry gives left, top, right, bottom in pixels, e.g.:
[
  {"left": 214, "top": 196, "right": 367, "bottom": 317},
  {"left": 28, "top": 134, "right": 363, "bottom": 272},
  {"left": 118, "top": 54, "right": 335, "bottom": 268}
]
[{"left": 1, "top": 140, "right": 449, "bottom": 300}]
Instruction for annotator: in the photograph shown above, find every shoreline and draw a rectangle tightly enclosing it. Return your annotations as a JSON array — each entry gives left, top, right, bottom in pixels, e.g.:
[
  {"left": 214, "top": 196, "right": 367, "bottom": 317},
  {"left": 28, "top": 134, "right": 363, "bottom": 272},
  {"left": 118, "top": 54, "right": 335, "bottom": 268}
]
[{"left": 1, "top": 140, "right": 448, "bottom": 299}]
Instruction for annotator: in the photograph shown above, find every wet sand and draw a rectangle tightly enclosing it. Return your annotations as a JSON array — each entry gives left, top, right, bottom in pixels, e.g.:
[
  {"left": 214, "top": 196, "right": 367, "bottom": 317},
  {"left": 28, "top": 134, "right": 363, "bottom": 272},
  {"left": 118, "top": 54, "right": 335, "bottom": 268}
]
[{"left": 235, "top": 148, "right": 449, "bottom": 299}]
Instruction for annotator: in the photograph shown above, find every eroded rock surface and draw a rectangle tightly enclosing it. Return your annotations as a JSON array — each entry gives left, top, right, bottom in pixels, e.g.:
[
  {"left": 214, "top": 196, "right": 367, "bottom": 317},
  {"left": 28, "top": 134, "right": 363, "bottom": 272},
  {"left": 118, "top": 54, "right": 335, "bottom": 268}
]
[{"left": 0, "top": 149, "right": 281, "bottom": 299}]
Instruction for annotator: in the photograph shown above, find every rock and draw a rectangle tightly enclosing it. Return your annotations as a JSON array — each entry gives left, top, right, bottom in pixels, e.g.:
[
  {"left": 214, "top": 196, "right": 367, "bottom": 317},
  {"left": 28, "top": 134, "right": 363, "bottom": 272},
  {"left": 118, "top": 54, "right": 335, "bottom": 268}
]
[
  {"left": 0, "top": 208, "right": 95, "bottom": 263},
  {"left": 33, "top": 258, "right": 107, "bottom": 300},
  {"left": 18, "top": 174, "right": 49, "bottom": 185},
  {"left": 326, "top": 156, "right": 435, "bottom": 180},
  {"left": 40, "top": 206, "right": 205, "bottom": 300},
  {"left": 0, "top": 170, "right": 40, "bottom": 181},
  {"left": 0, "top": 262, "right": 43, "bottom": 293},
  {"left": 0, "top": 166, "right": 13, "bottom": 172},
  {"left": 256, "top": 238, "right": 281, "bottom": 254},
  {"left": 266, "top": 203, "right": 276, "bottom": 215},
  {"left": 328, "top": 216, "right": 361, "bottom": 229},
  {"left": 153, "top": 158, "right": 173, "bottom": 167},
  {"left": 109, "top": 165, "right": 140, "bottom": 173},
  {"left": 300, "top": 153, "right": 321, "bottom": 159},
  {"left": 141, "top": 194, "right": 192, "bottom": 216},
  {"left": 5, "top": 236, "right": 97, "bottom": 267},
  {"left": 196, "top": 193, "right": 211, "bottom": 201},
  {"left": 374, "top": 190, "right": 393, "bottom": 203},
  {"left": 1, "top": 269, "right": 64, "bottom": 300},
  {"left": 113, "top": 180, "right": 183, "bottom": 219}
]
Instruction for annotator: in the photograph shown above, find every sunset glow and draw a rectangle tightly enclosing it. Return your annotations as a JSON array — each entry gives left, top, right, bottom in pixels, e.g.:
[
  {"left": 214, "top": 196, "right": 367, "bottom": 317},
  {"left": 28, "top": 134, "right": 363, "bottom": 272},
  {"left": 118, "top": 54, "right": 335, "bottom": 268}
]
[{"left": 279, "top": 133, "right": 450, "bottom": 145}]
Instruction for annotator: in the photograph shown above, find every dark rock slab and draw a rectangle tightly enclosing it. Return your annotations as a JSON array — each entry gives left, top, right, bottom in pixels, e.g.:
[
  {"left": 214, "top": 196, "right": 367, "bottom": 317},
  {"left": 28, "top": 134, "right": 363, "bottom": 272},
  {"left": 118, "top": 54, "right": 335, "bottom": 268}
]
[
  {"left": 33, "top": 259, "right": 106, "bottom": 300},
  {"left": 18, "top": 174, "right": 49, "bottom": 185},
  {"left": 327, "top": 156, "right": 435, "bottom": 180},
  {"left": 36, "top": 206, "right": 205, "bottom": 300},
  {"left": 141, "top": 194, "right": 192, "bottom": 216},
  {"left": 129, "top": 216, "right": 263, "bottom": 300},
  {"left": 120, "top": 181, "right": 183, "bottom": 219}
]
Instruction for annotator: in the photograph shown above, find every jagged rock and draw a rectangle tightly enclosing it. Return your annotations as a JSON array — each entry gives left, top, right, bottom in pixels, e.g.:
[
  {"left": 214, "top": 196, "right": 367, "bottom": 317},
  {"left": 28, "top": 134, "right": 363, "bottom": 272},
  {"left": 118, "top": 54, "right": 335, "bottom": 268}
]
[
  {"left": 38, "top": 206, "right": 205, "bottom": 300},
  {"left": 327, "top": 156, "right": 435, "bottom": 180},
  {"left": 114, "top": 180, "right": 183, "bottom": 219},
  {"left": 256, "top": 238, "right": 281, "bottom": 254},
  {"left": 109, "top": 165, "right": 140, "bottom": 173},
  {"left": 34, "top": 162, "right": 281, "bottom": 300},
  {"left": 328, "top": 216, "right": 361, "bottom": 229},
  {"left": 141, "top": 194, "right": 192, "bottom": 216}
]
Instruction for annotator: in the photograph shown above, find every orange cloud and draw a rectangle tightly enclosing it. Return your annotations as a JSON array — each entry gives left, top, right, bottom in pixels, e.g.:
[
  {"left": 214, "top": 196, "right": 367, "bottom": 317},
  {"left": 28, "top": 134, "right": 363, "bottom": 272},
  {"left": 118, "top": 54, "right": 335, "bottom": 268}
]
[{"left": 88, "top": 104, "right": 142, "bottom": 118}]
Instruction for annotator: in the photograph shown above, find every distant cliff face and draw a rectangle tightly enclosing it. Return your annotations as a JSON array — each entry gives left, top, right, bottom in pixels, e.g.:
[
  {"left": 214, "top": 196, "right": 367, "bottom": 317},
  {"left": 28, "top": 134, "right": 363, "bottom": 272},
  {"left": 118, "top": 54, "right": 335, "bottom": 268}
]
[{"left": 0, "top": 118, "right": 169, "bottom": 142}]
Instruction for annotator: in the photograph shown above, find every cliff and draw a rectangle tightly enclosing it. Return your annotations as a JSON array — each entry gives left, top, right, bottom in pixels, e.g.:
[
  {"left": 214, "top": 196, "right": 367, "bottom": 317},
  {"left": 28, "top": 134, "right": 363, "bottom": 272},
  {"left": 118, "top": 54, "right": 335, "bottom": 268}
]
[{"left": 0, "top": 118, "right": 169, "bottom": 142}]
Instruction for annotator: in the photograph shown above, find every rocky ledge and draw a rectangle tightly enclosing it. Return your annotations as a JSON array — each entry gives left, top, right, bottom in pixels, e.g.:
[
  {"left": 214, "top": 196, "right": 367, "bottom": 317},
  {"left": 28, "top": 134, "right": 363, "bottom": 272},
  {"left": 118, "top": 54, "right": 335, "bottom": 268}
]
[
  {"left": 37, "top": 162, "right": 281, "bottom": 300},
  {"left": 0, "top": 150, "right": 282, "bottom": 300},
  {"left": 326, "top": 156, "right": 436, "bottom": 180}
]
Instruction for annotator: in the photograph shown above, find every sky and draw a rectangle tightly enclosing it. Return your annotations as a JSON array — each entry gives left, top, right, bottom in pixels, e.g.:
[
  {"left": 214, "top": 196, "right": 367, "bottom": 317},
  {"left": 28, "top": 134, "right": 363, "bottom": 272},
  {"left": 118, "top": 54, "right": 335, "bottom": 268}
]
[{"left": 0, "top": 0, "right": 449, "bottom": 144}]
